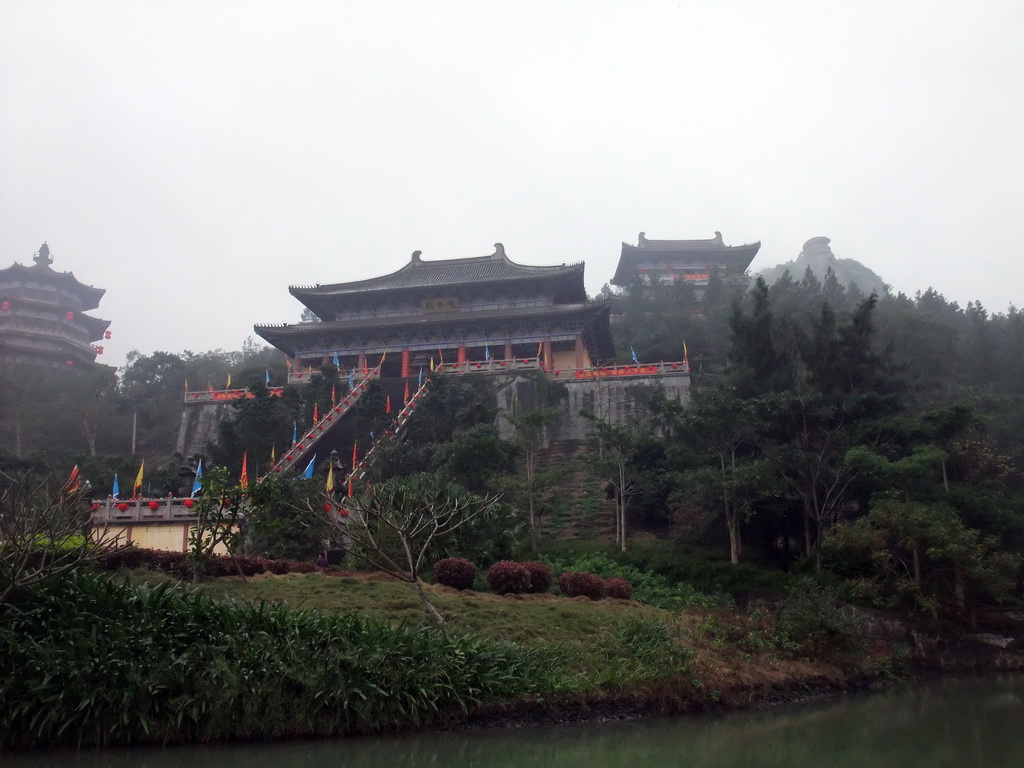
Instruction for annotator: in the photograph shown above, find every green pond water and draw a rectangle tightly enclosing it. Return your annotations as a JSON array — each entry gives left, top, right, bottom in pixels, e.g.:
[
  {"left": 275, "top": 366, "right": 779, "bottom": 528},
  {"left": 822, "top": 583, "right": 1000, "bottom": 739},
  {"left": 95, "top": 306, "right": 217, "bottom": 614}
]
[{"left": 7, "top": 675, "right": 1024, "bottom": 767}]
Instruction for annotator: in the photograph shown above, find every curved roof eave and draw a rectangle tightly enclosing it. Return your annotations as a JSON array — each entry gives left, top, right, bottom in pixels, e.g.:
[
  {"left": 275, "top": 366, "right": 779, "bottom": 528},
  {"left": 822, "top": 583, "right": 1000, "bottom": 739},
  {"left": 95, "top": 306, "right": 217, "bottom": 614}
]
[{"left": 0, "top": 262, "right": 106, "bottom": 310}]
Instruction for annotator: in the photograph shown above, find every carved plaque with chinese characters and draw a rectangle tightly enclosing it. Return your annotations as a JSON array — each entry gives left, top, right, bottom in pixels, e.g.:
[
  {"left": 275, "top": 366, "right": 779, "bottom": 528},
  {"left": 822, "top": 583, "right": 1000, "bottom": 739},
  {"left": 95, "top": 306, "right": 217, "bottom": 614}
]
[{"left": 421, "top": 297, "right": 459, "bottom": 314}]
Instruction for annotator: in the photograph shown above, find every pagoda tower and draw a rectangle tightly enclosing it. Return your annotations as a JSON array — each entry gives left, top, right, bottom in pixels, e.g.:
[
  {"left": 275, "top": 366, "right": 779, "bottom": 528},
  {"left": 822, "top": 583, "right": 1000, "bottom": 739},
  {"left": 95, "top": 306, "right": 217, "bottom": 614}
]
[
  {"left": 611, "top": 231, "right": 761, "bottom": 291},
  {"left": 0, "top": 242, "right": 111, "bottom": 366},
  {"left": 255, "top": 243, "right": 615, "bottom": 376}
]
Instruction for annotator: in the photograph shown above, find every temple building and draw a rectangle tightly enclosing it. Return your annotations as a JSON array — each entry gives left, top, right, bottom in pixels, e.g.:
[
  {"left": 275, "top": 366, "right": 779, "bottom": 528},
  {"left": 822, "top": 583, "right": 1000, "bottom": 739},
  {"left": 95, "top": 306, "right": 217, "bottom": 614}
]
[
  {"left": 0, "top": 243, "right": 110, "bottom": 367},
  {"left": 255, "top": 243, "right": 616, "bottom": 376},
  {"left": 611, "top": 231, "right": 761, "bottom": 291}
]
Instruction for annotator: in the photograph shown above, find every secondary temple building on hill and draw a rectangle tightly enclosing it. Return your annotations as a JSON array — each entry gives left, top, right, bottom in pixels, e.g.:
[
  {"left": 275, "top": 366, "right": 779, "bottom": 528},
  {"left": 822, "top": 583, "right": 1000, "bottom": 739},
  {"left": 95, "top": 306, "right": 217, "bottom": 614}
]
[
  {"left": 255, "top": 243, "right": 616, "bottom": 375},
  {"left": 611, "top": 231, "right": 761, "bottom": 292},
  {"left": 0, "top": 243, "right": 110, "bottom": 367}
]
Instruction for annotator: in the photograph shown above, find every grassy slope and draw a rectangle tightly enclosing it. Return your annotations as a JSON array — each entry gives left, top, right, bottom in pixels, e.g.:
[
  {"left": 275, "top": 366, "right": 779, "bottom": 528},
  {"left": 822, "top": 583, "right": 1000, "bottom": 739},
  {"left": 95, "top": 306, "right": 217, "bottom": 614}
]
[{"left": 189, "top": 571, "right": 885, "bottom": 714}]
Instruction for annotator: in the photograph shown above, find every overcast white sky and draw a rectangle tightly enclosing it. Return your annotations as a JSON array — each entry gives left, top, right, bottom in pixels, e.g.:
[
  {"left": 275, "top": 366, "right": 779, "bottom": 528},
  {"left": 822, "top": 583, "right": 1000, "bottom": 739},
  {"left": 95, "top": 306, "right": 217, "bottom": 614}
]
[{"left": 2, "top": 0, "right": 1022, "bottom": 367}]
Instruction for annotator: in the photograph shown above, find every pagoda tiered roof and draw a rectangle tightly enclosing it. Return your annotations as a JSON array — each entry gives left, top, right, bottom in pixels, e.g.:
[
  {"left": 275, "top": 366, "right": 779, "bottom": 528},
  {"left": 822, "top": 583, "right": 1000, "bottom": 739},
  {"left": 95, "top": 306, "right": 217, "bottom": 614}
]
[
  {"left": 0, "top": 244, "right": 110, "bottom": 366},
  {"left": 0, "top": 260, "right": 106, "bottom": 310},
  {"left": 612, "top": 231, "right": 761, "bottom": 285}
]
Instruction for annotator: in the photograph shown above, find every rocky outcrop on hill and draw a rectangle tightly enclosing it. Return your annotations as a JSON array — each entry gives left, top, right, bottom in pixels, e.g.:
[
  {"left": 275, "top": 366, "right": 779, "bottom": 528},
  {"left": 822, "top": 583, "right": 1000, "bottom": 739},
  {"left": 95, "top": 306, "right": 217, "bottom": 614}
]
[{"left": 759, "top": 236, "right": 888, "bottom": 296}]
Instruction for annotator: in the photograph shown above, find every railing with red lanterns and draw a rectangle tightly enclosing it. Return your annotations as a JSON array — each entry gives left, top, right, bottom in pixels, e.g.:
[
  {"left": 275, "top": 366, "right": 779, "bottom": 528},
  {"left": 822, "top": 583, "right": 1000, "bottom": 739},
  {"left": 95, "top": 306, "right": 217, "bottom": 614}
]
[{"left": 90, "top": 497, "right": 204, "bottom": 524}]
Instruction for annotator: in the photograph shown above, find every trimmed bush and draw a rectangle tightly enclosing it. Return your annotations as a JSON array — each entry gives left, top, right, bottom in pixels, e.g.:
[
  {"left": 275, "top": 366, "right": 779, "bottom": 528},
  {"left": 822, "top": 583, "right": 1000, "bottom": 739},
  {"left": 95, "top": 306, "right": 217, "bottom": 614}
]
[
  {"left": 522, "top": 561, "right": 552, "bottom": 593},
  {"left": 558, "top": 571, "right": 604, "bottom": 600},
  {"left": 94, "top": 547, "right": 325, "bottom": 578},
  {"left": 486, "top": 560, "right": 531, "bottom": 595},
  {"left": 603, "top": 577, "right": 633, "bottom": 600},
  {"left": 433, "top": 558, "right": 478, "bottom": 590}
]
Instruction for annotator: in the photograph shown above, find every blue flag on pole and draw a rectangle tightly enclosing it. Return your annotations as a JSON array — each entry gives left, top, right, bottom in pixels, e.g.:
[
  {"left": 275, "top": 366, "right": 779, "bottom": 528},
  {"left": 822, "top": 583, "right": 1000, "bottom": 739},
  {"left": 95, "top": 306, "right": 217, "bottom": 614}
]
[
  {"left": 485, "top": 344, "right": 490, "bottom": 361},
  {"left": 111, "top": 473, "right": 120, "bottom": 500},
  {"left": 349, "top": 369, "right": 355, "bottom": 390},
  {"left": 191, "top": 459, "right": 203, "bottom": 497},
  {"left": 418, "top": 368, "right": 423, "bottom": 388},
  {"left": 265, "top": 369, "right": 270, "bottom": 385},
  {"left": 333, "top": 352, "right": 340, "bottom": 367},
  {"left": 630, "top": 346, "right": 639, "bottom": 365},
  {"left": 292, "top": 422, "right": 297, "bottom": 446},
  {"left": 301, "top": 455, "right": 316, "bottom": 479}
]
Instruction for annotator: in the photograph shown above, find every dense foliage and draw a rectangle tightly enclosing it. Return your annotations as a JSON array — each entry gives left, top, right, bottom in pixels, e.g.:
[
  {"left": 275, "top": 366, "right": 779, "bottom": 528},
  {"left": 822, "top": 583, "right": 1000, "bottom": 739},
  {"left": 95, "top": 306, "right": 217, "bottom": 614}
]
[{"left": 0, "top": 572, "right": 550, "bottom": 749}]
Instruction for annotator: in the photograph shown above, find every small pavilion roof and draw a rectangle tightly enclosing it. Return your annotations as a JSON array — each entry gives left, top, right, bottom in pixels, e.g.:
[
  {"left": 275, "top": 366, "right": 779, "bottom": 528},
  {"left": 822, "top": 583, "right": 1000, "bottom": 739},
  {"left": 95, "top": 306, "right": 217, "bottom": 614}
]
[{"left": 612, "top": 231, "right": 761, "bottom": 285}]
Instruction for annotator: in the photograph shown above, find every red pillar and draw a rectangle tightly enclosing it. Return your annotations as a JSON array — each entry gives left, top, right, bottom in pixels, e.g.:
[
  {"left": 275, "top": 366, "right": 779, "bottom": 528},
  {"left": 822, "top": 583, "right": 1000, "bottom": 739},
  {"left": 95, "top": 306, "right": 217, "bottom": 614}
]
[
  {"left": 575, "top": 335, "right": 586, "bottom": 369},
  {"left": 358, "top": 352, "right": 366, "bottom": 373},
  {"left": 401, "top": 348, "right": 410, "bottom": 378},
  {"left": 504, "top": 341, "right": 513, "bottom": 360},
  {"left": 458, "top": 345, "right": 467, "bottom": 364},
  {"left": 543, "top": 340, "right": 552, "bottom": 369}
]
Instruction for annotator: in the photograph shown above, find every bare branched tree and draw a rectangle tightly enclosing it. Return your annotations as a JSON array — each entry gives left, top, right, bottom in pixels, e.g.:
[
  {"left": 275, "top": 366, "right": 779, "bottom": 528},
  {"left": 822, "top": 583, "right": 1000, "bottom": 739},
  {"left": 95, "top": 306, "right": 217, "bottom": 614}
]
[
  {"left": 0, "top": 469, "right": 121, "bottom": 605},
  {"left": 330, "top": 473, "right": 503, "bottom": 625}
]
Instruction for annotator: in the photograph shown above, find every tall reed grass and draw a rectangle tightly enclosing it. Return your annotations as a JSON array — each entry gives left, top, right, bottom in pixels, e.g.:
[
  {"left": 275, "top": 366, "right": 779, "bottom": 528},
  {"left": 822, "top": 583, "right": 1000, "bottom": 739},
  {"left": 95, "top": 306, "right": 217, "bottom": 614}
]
[{"left": 0, "top": 572, "right": 551, "bottom": 748}]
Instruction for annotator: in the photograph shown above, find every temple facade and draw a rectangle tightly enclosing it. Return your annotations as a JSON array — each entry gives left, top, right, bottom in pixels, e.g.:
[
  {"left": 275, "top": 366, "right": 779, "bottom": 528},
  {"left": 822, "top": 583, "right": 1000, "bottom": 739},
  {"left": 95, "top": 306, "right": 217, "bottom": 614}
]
[
  {"left": 255, "top": 243, "right": 616, "bottom": 377},
  {"left": 611, "top": 231, "right": 761, "bottom": 291},
  {"left": 0, "top": 243, "right": 110, "bottom": 367}
]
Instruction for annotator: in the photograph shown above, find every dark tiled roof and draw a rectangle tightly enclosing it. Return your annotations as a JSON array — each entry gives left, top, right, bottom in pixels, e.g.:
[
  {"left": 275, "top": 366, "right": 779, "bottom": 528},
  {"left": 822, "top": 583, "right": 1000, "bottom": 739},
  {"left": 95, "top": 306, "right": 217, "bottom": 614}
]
[
  {"left": 255, "top": 302, "right": 614, "bottom": 358},
  {"left": 0, "top": 261, "right": 106, "bottom": 311},
  {"left": 612, "top": 232, "right": 760, "bottom": 285},
  {"left": 290, "top": 244, "right": 585, "bottom": 304}
]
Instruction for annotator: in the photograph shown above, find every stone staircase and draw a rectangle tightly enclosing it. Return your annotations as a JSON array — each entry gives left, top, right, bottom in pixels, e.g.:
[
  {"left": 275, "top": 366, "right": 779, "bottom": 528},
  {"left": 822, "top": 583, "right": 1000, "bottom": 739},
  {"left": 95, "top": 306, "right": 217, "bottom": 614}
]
[{"left": 266, "top": 363, "right": 383, "bottom": 477}]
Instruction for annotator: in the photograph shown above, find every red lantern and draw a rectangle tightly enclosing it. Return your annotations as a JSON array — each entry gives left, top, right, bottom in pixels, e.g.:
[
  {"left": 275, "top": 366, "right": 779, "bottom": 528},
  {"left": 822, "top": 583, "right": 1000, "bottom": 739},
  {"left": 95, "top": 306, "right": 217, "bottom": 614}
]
[
  {"left": 96, "top": 346, "right": 104, "bottom": 354},
  {"left": 184, "top": 498, "right": 195, "bottom": 508},
  {"left": 1, "top": 301, "right": 9, "bottom": 311},
  {"left": 323, "top": 502, "right": 332, "bottom": 512},
  {"left": 117, "top": 502, "right": 129, "bottom": 512},
  {"left": 104, "top": 330, "right": 112, "bottom": 339},
  {"left": 66, "top": 311, "right": 74, "bottom": 321},
  {"left": 90, "top": 504, "right": 100, "bottom": 512},
  {"left": 65, "top": 361, "right": 73, "bottom": 366},
  {"left": 338, "top": 507, "right": 349, "bottom": 517},
  {"left": 148, "top": 500, "right": 159, "bottom": 511}
]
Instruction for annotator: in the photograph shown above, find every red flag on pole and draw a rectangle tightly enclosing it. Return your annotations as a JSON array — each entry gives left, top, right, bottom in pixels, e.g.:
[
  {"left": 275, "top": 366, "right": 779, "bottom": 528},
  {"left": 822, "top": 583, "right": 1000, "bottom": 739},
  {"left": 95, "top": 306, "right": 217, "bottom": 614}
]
[
  {"left": 404, "top": 381, "right": 409, "bottom": 405},
  {"left": 65, "top": 465, "right": 81, "bottom": 494},
  {"left": 351, "top": 442, "right": 358, "bottom": 469},
  {"left": 386, "top": 395, "right": 391, "bottom": 414},
  {"left": 347, "top": 476, "right": 353, "bottom": 497},
  {"left": 331, "top": 384, "right": 336, "bottom": 404},
  {"left": 313, "top": 403, "right": 319, "bottom": 423},
  {"left": 240, "top": 451, "right": 249, "bottom": 489}
]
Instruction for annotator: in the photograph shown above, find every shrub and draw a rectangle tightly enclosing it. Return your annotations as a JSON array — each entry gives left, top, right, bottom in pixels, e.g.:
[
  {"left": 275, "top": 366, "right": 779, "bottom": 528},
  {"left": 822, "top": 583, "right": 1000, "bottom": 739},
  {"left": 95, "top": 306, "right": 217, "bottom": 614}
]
[
  {"left": 522, "top": 561, "right": 552, "bottom": 593},
  {"left": 558, "top": 571, "right": 604, "bottom": 600},
  {"left": 603, "top": 577, "right": 633, "bottom": 600},
  {"left": 486, "top": 560, "right": 531, "bottom": 595},
  {"left": 433, "top": 558, "right": 478, "bottom": 590},
  {"left": 265, "top": 559, "right": 292, "bottom": 575},
  {"left": 289, "top": 562, "right": 318, "bottom": 574}
]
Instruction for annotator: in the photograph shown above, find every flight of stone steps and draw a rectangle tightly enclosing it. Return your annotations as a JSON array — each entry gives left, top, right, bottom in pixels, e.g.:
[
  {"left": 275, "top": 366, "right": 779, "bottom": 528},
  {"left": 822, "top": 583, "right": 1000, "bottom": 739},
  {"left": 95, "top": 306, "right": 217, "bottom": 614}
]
[
  {"left": 266, "top": 364, "right": 383, "bottom": 476},
  {"left": 349, "top": 377, "right": 433, "bottom": 483}
]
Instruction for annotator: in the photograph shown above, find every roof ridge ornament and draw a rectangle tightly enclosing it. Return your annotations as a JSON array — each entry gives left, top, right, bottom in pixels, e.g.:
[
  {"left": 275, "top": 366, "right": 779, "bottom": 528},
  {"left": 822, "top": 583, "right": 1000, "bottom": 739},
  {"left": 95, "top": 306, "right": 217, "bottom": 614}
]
[
  {"left": 410, "top": 250, "right": 423, "bottom": 265},
  {"left": 33, "top": 241, "right": 53, "bottom": 266},
  {"left": 491, "top": 243, "right": 505, "bottom": 260}
]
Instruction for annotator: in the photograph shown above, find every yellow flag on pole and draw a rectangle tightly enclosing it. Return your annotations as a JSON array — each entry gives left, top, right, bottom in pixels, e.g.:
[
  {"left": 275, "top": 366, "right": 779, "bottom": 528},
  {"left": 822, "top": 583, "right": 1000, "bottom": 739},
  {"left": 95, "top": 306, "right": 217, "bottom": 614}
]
[
  {"left": 326, "top": 464, "right": 335, "bottom": 494},
  {"left": 132, "top": 460, "right": 145, "bottom": 498}
]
